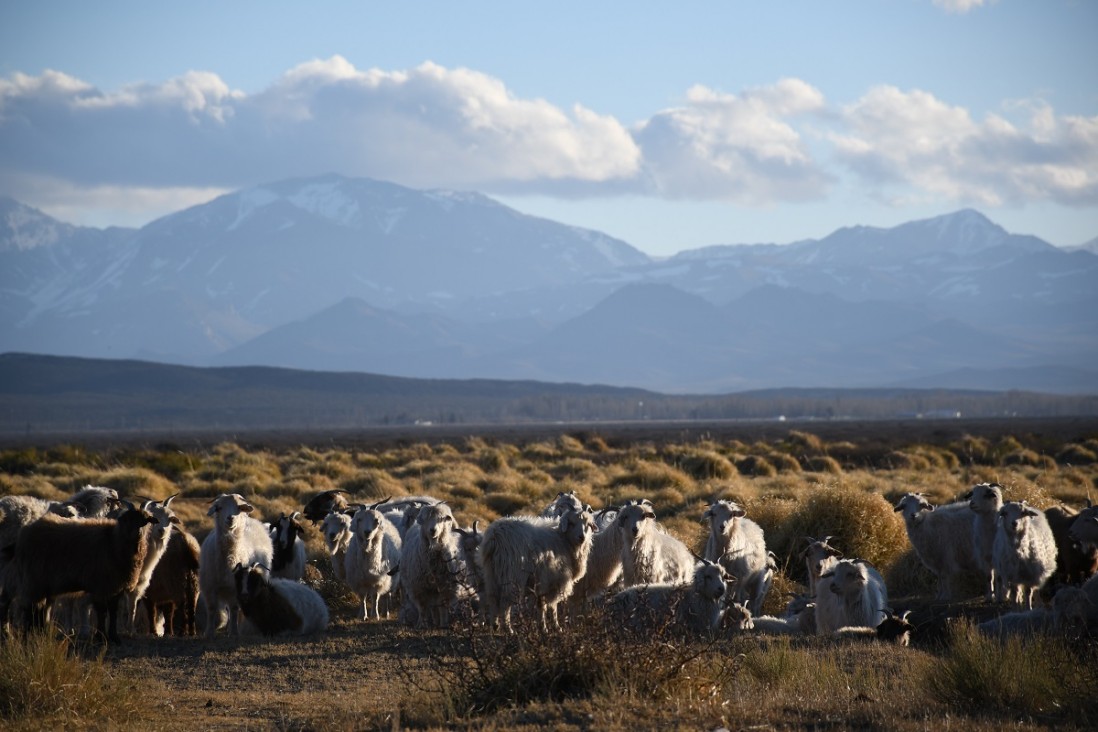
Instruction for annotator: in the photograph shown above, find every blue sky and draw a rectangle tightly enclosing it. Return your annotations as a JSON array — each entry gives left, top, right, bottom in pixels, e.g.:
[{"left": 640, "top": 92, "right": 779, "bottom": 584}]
[{"left": 1, "top": 0, "right": 1095, "bottom": 256}]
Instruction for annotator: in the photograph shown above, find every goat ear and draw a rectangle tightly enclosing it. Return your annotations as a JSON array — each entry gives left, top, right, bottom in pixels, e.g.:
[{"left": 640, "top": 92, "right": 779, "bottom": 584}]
[
  {"left": 643, "top": 510, "right": 656, "bottom": 520},
  {"left": 387, "top": 564, "right": 400, "bottom": 577},
  {"left": 960, "top": 490, "right": 973, "bottom": 500}
]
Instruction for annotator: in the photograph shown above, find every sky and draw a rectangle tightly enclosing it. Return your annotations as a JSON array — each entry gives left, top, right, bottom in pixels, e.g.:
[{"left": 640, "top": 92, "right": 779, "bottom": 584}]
[{"left": 1, "top": 0, "right": 1096, "bottom": 257}]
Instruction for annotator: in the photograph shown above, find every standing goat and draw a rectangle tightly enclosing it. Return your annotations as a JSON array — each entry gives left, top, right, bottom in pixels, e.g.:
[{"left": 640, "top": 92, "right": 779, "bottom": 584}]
[
  {"left": 479, "top": 508, "right": 596, "bottom": 631},
  {"left": 894, "top": 492, "right": 982, "bottom": 600},
  {"left": 967, "top": 483, "right": 1004, "bottom": 601},
  {"left": 13, "top": 506, "right": 157, "bottom": 642},
  {"left": 703, "top": 500, "right": 770, "bottom": 615},
  {"left": 993, "top": 501, "right": 1057, "bottom": 609},
  {"left": 344, "top": 499, "right": 402, "bottom": 620},
  {"left": 268, "top": 511, "right": 307, "bottom": 581},
  {"left": 199, "top": 493, "right": 274, "bottom": 638},
  {"left": 399, "top": 503, "right": 463, "bottom": 628},
  {"left": 617, "top": 502, "right": 693, "bottom": 587}
]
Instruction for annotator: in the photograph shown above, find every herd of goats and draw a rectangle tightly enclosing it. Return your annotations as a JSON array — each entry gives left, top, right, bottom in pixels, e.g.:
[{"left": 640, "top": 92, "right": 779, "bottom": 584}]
[{"left": 0, "top": 481, "right": 1097, "bottom": 646}]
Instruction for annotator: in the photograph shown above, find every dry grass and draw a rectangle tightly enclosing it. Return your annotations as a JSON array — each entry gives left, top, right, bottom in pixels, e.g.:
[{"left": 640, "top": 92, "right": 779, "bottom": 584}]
[{"left": 2, "top": 421, "right": 1097, "bottom": 730}]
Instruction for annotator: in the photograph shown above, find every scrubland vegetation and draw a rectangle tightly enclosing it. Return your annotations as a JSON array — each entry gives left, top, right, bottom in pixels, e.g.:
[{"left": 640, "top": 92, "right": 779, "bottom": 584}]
[{"left": 2, "top": 421, "right": 1097, "bottom": 730}]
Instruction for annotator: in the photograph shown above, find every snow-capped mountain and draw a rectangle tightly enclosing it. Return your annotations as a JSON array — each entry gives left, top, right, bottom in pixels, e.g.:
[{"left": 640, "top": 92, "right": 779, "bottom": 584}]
[{"left": 2, "top": 177, "right": 1096, "bottom": 393}]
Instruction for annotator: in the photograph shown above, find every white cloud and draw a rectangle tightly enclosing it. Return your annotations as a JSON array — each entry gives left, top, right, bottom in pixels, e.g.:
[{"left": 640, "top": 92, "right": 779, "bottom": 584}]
[
  {"left": 633, "top": 78, "right": 831, "bottom": 202},
  {"left": 932, "top": 0, "right": 996, "bottom": 13},
  {"left": 1, "top": 59, "right": 1094, "bottom": 222},
  {"left": 0, "top": 57, "right": 641, "bottom": 200},
  {"left": 832, "top": 86, "right": 1098, "bottom": 207}
]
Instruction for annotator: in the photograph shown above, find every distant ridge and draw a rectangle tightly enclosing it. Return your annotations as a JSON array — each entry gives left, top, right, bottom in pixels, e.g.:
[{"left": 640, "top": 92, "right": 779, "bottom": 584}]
[{"left": 2, "top": 353, "right": 1095, "bottom": 435}]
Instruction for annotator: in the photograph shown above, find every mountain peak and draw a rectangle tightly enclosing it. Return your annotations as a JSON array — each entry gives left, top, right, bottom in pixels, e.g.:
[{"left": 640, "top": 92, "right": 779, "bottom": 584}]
[{"left": 0, "top": 198, "right": 74, "bottom": 252}]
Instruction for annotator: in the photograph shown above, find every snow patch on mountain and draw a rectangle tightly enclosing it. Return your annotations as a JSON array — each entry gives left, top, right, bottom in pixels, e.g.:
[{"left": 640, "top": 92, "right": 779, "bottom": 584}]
[{"left": 287, "top": 180, "right": 362, "bottom": 227}]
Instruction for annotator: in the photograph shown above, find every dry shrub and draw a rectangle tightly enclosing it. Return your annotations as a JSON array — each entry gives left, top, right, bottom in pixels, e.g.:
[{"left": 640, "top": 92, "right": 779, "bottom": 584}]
[
  {"left": 0, "top": 474, "right": 66, "bottom": 501},
  {"left": 1057, "top": 443, "right": 1098, "bottom": 465},
  {"left": 676, "top": 449, "right": 737, "bottom": 481},
  {"left": 0, "top": 631, "right": 146, "bottom": 725},
  {"left": 418, "top": 462, "right": 486, "bottom": 497},
  {"left": 768, "top": 485, "right": 908, "bottom": 581},
  {"left": 93, "top": 466, "right": 178, "bottom": 501},
  {"left": 484, "top": 493, "right": 531, "bottom": 516},
  {"left": 883, "top": 549, "right": 937, "bottom": 598},
  {"left": 521, "top": 441, "right": 559, "bottom": 461},
  {"left": 582, "top": 433, "right": 611, "bottom": 453},
  {"left": 928, "top": 621, "right": 1098, "bottom": 723},
  {"left": 786, "top": 430, "right": 825, "bottom": 455},
  {"left": 611, "top": 458, "right": 692, "bottom": 492},
  {"left": 1001, "top": 448, "right": 1042, "bottom": 467},
  {"left": 339, "top": 468, "right": 406, "bottom": 500},
  {"left": 882, "top": 450, "right": 931, "bottom": 471},
  {"left": 747, "top": 496, "right": 799, "bottom": 542},
  {"left": 548, "top": 457, "right": 604, "bottom": 484},
  {"left": 767, "top": 452, "right": 802, "bottom": 473},
  {"left": 736, "top": 455, "right": 777, "bottom": 478},
  {"left": 557, "top": 434, "right": 586, "bottom": 454},
  {"left": 477, "top": 447, "right": 510, "bottom": 473},
  {"left": 802, "top": 456, "right": 843, "bottom": 475},
  {"left": 198, "top": 443, "right": 281, "bottom": 485}
]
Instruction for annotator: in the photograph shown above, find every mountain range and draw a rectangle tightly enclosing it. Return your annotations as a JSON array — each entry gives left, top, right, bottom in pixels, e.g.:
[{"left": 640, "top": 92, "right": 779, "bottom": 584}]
[{"left": 2, "top": 174, "right": 1096, "bottom": 394}]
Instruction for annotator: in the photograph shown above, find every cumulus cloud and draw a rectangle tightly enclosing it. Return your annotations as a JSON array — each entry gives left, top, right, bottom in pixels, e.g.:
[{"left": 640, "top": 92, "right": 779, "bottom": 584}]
[
  {"left": 831, "top": 86, "right": 1098, "bottom": 207},
  {"left": 0, "top": 56, "right": 641, "bottom": 203},
  {"left": 0, "top": 58, "right": 1094, "bottom": 222},
  {"left": 633, "top": 78, "right": 831, "bottom": 202}
]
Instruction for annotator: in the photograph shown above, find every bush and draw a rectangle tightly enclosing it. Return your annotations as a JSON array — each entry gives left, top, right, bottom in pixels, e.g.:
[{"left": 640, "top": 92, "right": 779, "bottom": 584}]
[
  {"left": 676, "top": 449, "right": 737, "bottom": 481},
  {"left": 802, "top": 456, "right": 843, "bottom": 475},
  {"left": 736, "top": 455, "right": 777, "bottom": 478},
  {"left": 768, "top": 485, "right": 908, "bottom": 582},
  {"left": 927, "top": 621, "right": 1098, "bottom": 723},
  {"left": 1057, "top": 443, "right": 1098, "bottom": 465},
  {"left": 0, "top": 631, "right": 145, "bottom": 724}
]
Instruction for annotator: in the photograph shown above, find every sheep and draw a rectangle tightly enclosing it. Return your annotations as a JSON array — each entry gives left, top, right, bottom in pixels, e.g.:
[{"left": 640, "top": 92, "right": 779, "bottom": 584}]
[
  {"left": 12, "top": 506, "right": 158, "bottom": 642},
  {"left": 198, "top": 493, "right": 274, "bottom": 638},
  {"left": 802, "top": 536, "right": 843, "bottom": 597},
  {"left": 993, "top": 501, "right": 1057, "bottom": 609},
  {"left": 967, "top": 482, "right": 1004, "bottom": 601},
  {"left": 1045, "top": 503, "right": 1098, "bottom": 589},
  {"left": 233, "top": 562, "right": 329, "bottom": 636},
  {"left": 141, "top": 521, "right": 201, "bottom": 636},
  {"left": 702, "top": 499, "right": 771, "bottom": 615},
  {"left": 617, "top": 502, "right": 694, "bottom": 587},
  {"left": 478, "top": 507, "right": 596, "bottom": 632},
  {"left": 399, "top": 503, "right": 463, "bottom": 629},
  {"left": 268, "top": 511, "right": 307, "bottom": 581},
  {"left": 320, "top": 509, "right": 354, "bottom": 582},
  {"left": 894, "top": 492, "right": 983, "bottom": 600},
  {"left": 815, "top": 558, "right": 888, "bottom": 635},
  {"left": 607, "top": 559, "right": 729, "bottom": 636},
  {"left": 344, "top": 499, "right": 402, "bottom": 620}
]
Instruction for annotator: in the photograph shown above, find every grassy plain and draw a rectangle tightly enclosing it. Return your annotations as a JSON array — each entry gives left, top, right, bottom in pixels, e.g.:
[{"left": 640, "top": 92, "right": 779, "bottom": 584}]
[{"left": 2, "top": 417, "right": 1097, "bottom": 730}]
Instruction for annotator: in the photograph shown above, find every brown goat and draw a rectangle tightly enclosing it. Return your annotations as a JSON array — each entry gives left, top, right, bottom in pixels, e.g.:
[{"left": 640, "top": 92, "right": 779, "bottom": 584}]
[{"left": 1044, "top": 505, "right": 1098, "bottom": 591}]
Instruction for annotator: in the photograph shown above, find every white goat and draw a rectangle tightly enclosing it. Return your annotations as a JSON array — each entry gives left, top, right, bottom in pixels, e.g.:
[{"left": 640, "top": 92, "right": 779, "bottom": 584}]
[
  {"left": 702, "top": 499, "right": 770, "bottom": 615},
  {"left": 617, "top": 502, "right": 693, "bottom": 587},
  {"left": 123, "top": 495, "right": 179, "bottom": 632},
  {"left": 399, "top": 503, "right": 463, "bottom": 628},
  {"left": 344, "top": 500, "right": 402, "bottom": 620},
  {"left": 802, "top": 536, "right": 843, "bottom": 598},
  {"left": 993, "top": 501, "right": 1057, "bottom": 609},
  {"left": 607, "top": 559, "right": 729, "bottom": 635},
  {"left": 234, "top": 562, "right": 329, "bottom": 636},
  {"left": 320, "top": 509, "right": 353, "bottom": 582},
  {"left": 967, "top": 482, "right": 1004, "bottom": 601},
  {"left": 478, "top": 508, "right": 596, "bottom": 631},
  {"left": 815, "top": 558, "right": 888, "bottom": 635},
  {"left": 541, "top": 490, "right": 585, "bottom": 518},
  {"left": 894, "top": 492, "right": 982, "bottom": 600},
  {"left": 198, "top": 493, "right": 274, "bottom": 638},
  {"left": 568, "top": 508, "right": 626, "bottom": 609}
]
